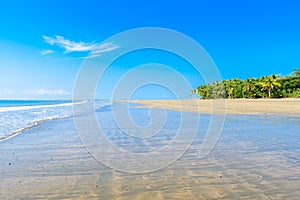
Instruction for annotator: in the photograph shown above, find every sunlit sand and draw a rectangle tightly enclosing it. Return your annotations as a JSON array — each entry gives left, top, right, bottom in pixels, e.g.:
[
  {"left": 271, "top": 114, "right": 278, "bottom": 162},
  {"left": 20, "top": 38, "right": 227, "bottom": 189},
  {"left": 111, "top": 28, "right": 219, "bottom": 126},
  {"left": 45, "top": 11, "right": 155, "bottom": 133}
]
[
  {"left": 131, "top": 98, "right": 300, "bottom": 115},
  {"left": 1, "top": 100, "right": 300, "bottom": 199}
]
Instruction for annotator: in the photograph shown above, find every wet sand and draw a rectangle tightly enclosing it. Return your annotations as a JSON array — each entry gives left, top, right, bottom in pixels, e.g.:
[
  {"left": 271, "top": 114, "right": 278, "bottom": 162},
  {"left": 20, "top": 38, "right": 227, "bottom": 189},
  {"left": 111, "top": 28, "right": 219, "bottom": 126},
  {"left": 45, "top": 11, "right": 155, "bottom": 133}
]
[
  {"left": 1, "top": 102, "right": 300, "bottom": 199},
  {"left": 131, "top": 98, "right": 300, "bottom": 115}
]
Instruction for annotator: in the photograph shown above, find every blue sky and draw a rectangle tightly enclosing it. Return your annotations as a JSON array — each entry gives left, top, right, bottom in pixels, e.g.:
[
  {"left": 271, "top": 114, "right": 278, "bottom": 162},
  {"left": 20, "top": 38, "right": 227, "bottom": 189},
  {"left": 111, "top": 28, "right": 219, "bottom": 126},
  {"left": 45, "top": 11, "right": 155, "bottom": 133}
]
[{"left": 0, "top": 0, "right": 299, "bottom": 99}]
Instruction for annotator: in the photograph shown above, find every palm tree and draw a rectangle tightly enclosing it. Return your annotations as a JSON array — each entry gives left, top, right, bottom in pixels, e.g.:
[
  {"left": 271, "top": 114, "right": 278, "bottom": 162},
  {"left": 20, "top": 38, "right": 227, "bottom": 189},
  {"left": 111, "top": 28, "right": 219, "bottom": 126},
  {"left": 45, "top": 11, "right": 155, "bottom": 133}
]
[
  {"left": 224, "top": 80, "right": 235, "bottom": 99},
  {"left": 287, "top": 76, "right": 300, "bottom": 97},
  {"left": 190, "top": 89, "right": 197, "bottom": 98},
  {"left": 242, "top": 78, "right": 256, "bottom": 98},
  {"left": 196, "top": 85, "right": 210, "bottom": 99},
  {"left": 192, "top": 69, "right": 299, "bottom": 99},
  {"left": 260, "top": 75, "right": 281, "bottom": 98},
  {"left": 293, "top": 68, "right": 300, "bottom": 77},
  {"left": 232, "top": 78, "right": 243, "bottom": 98}
]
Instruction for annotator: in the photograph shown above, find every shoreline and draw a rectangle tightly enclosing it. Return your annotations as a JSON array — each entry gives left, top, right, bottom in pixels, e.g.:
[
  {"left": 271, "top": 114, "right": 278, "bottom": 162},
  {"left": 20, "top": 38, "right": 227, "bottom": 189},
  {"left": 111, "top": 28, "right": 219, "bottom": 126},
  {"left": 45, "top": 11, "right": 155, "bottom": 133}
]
[
  {"left": 129, "top": 98, "right": 300, "bottom": 116},
  {"left": 1, "top": 100, "right": 300, "bottom": 198},
  {"left": 0, "top": 115, "right": 71, "bottom": 142}
]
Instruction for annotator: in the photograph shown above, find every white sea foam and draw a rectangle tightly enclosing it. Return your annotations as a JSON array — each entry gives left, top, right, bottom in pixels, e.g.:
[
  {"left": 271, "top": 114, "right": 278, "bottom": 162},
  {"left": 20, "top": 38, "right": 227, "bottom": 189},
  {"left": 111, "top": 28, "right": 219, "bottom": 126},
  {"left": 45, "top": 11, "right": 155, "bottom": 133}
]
[
  {"left": 0, "top": 100, "right": 109, "bottom": 141},
  {"left": 0, "top": 101, "right": 87, "bottom": 113}
]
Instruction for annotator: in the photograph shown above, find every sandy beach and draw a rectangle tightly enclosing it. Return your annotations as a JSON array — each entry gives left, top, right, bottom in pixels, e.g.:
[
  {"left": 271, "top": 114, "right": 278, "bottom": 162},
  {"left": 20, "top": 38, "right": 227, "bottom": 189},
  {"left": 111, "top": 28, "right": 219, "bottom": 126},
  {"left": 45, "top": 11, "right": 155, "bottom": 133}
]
[
  {"left": 1, "top": 100, "right": 300, "bottom": 199},
  {"left": 2, "top": 0, "right": 300, "bottom": 199},
  {"left": 131, "top": 98, "right": 300, "bottom": 115}
]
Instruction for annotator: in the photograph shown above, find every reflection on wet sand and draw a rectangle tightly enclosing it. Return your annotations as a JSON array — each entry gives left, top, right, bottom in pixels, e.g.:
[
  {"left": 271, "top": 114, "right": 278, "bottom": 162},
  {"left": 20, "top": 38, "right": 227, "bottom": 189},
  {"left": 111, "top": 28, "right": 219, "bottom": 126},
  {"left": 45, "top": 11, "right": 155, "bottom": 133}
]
[{"left": 0, "top": 103, "right": 300, "bottom": 199}]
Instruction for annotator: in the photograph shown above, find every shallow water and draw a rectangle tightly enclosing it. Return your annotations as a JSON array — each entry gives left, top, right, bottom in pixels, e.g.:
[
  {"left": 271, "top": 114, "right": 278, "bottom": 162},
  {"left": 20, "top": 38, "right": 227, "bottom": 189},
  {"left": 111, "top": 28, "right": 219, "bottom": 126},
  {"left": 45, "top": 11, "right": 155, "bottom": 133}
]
[
  {"left": 0, "top": 100, "right": 110, "bottom": 140},
  {"left": 0, "top": 102, "right": 299, "bottom": 199},
  {"left": 0, "top": 100, "right": 74, "bottom": 140}
]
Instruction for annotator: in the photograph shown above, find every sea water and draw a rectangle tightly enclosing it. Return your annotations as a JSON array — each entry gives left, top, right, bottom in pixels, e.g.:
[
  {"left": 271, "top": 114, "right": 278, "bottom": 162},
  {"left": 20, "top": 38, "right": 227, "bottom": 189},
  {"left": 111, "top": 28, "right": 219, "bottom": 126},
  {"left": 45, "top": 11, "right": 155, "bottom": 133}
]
[{"left": 0, "top": 100, "right": 111, "bottom": 140}]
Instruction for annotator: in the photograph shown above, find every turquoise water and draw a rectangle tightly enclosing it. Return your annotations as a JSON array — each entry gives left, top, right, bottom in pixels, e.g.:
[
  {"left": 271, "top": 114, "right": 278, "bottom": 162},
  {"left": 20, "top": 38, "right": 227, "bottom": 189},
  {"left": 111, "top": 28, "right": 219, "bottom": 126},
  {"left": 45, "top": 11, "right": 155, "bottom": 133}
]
[{"left": 0, "top": 100, "right": 72, "bottom": 107}]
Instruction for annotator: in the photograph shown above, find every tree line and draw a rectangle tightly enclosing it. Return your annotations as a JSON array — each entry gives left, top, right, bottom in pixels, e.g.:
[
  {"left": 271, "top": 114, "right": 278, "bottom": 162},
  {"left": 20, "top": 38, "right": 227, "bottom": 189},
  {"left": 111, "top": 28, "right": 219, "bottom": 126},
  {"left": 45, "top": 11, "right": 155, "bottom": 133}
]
[{"left": 191, "top": 69, "right": 300, "bottom": 99}]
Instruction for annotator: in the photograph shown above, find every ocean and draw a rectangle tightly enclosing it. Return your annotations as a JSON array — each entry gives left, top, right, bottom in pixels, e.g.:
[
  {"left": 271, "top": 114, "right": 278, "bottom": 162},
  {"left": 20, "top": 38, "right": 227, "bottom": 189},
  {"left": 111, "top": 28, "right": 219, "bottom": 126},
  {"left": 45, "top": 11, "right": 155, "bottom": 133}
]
[{"left": 0, "top": 100, "right": 110, "bottom": 141}]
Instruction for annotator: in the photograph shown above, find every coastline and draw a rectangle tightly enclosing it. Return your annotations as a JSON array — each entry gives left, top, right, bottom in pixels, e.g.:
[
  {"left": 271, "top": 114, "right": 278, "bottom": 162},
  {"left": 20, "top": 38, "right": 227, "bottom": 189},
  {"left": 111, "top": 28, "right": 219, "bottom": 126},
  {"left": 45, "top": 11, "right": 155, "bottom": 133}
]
[
  {"left": 0, "top": 115, "right": 70, "bottom": 142},
  {"left": 130, "top": 98, "right": 300, "bottom": 116},
  {"left": 1, "top": 101, "right": 300, "bottom": 198}
]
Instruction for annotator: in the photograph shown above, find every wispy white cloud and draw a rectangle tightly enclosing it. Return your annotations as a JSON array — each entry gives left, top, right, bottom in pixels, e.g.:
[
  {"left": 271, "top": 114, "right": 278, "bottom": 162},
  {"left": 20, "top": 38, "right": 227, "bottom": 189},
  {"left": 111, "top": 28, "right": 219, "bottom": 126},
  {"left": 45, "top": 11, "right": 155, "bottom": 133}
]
[
  {"left": 43, "top": 35, "right": 96, "bottom": 53},
  {"left": 27, "top": 89, "right": 71, "bottom": 96},
  {"left": 89, "top": 42, "right": 119, "bottom": 58},
  {"left": 42, "top": 35, "right": 119, "bottom": 57},
  {"left": 0, "top": 89, "right": 19, "bottom": 99},
  {"left": 0, "top": 89, "right": 71, "bottom": 99},
  {"left": 0, "top": 89, "right": 16, "bottom": 96},
  {"left": 40, "top": 49, "right": 54, "bottom": 55}
]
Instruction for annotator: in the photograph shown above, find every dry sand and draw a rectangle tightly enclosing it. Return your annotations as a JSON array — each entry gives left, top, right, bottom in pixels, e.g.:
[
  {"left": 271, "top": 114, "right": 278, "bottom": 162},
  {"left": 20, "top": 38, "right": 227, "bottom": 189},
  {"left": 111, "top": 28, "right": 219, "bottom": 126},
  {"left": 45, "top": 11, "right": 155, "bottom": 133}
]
[{"left": 130, "top": 98, "right": 300, "bottom": 115}]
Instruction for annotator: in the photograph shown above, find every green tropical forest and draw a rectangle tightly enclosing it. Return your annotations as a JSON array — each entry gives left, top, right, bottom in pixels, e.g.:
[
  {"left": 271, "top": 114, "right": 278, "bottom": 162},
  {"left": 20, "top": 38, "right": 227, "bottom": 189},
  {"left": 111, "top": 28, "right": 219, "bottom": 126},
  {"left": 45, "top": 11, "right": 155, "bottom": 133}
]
[{"left": 192, "top": 68, "right": 300, "bottom": 99}]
